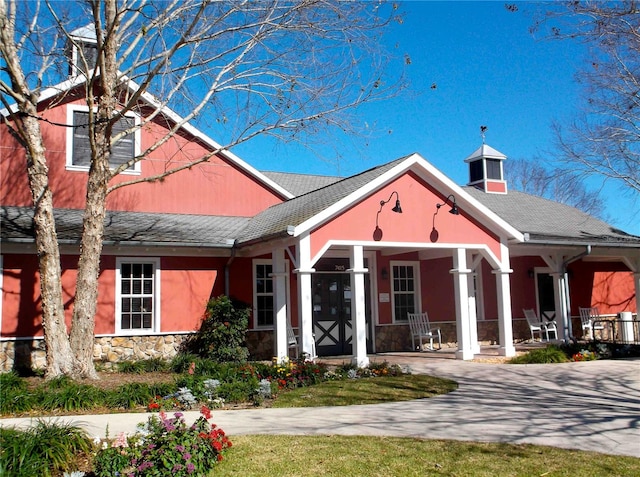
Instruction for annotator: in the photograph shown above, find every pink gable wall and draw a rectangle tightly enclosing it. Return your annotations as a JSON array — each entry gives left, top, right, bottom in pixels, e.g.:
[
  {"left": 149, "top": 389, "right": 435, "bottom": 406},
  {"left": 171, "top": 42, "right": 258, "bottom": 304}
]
[
  {"left": 309, "top": 171, "right": 503, "bottom": 261},
  {"left": 1, "top": 98, "right": 284, "bottom": 216}
]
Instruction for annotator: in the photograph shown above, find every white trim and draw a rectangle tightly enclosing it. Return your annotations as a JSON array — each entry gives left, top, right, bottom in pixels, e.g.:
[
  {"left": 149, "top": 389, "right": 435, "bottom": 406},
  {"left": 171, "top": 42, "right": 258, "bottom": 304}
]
[
  {"left": 311, "top": 239, "right": 503, "bottom": 270},
  {"left": 66, "top": 104, "right": 141, "bottom": 174},
  {"left": 115, "top": 257, "right": 161, "bottom": 335},
  {"left": 390, "top": 260, "right": 421, "bottom": 323},
  {"left": 289, "top": 153, "right": 524, "bottom": 244}
]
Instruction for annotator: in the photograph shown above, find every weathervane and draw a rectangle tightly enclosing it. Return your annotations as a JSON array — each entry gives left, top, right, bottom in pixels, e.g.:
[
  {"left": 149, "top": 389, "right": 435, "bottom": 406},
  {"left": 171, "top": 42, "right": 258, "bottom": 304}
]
[{"left": 480, "top": 125, "right": 487, "bottom": 144}]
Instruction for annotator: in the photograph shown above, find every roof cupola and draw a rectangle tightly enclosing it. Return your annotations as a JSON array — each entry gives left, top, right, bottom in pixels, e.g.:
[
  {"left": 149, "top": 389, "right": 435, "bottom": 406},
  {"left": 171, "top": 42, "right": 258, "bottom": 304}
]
[{"left": 464, "top": 137, "right": 508, "bottom": 194}]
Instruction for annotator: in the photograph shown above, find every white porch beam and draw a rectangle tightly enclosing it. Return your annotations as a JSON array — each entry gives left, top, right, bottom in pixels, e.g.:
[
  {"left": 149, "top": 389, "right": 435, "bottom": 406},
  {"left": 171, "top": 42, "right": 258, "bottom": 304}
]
[
  {"left": 295, "top": 234, "right": 316, "bottom": 358},
  {"left": 451, "top": 248, "right": 474, "bottom": 360},
  {"left": 272, "top": 249, "right": 288, "bottom": 363},
  {"left": 349, "top": 245, "right": 370, "bottom": 368}
]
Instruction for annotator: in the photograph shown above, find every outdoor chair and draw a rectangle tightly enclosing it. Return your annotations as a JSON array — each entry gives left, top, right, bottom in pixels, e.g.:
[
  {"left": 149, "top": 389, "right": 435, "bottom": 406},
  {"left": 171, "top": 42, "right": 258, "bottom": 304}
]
[
  {"left": 407, "top": 312, "right": 442, "bottom": 351},
  {"left": 579, "top": 307, "right": 609, "bottom": 340},
  {"left": 287, "top": 324, "right": 299, "bottom": 358},
  {"left": 523, "top": 308, "right": 557, "bottom": 341},
  {"left": 287, "top": 323, "right": 317, "bottom": 359}
]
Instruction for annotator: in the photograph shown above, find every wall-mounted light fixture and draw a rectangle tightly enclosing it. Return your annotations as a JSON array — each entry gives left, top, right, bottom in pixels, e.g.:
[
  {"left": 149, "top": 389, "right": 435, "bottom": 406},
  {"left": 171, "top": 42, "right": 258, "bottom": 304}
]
[
  {"left": 380, "top": 267, "right": 389, "bottom": 280},
  {"left": 527, "top": 269, "right": 534, "bottom": 279},
  {"left": 375, "top": 191, "right": 402, "bottom": 227},
  {"left": 436, "top": 194, "right": 459, "bottom": 215}
]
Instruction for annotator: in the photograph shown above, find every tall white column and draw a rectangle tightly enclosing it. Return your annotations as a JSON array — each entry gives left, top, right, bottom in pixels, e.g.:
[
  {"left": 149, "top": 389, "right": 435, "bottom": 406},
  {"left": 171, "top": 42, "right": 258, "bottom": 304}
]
[
  {"left": 467, "top": 251, "right": 480, "bottom": 354},
  {"left": 494, "top": 241, "right": 516, "bottom": 356},
  {"left": 295, "top": 234, "right": 316, "bottom": 358},
  {"left": 550, "top": 271, "right": 569, "bottom": 341},
  {"left": 452, "top": 248, "right": 473, "bottom": 360},
  {"left": 635, "top": 272, "right": 640, "bottom": 321},
  {"left": 272, "top": 249, "right": 288, "bottom": 363},
  {"left": 349, "top": 245, "right": 369, "bottom": 367}
]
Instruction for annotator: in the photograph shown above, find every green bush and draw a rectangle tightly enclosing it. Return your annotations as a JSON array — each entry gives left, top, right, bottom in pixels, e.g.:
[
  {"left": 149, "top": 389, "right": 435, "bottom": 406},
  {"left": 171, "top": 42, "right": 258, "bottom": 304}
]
[
  {"left": 182, "top": 295, "right": 250, "bottom": 363},
  {"left": 0, "top": 421, "right": 91, "bottom": 477},
  {"left": 508, "top": 345, "right": 570, "bottom": 364},
  {"left": 39, "top": 382, "right": 104, "bottom": 412},
  {"left": 117, "top": 357, "right": 170, "bottom": 374},
  {"left": 106, "top": 383, "right": 155, "bottom": 409}
]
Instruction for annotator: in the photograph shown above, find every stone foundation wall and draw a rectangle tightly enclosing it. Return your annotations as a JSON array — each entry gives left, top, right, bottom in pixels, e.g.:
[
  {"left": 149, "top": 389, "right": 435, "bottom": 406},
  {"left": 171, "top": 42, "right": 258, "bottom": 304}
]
[
  {"left": 0, "top": 335, "right": 191, "bottom": 373},
  {"left": 245, "top": 330, "right": 275, "bottom": 360}
]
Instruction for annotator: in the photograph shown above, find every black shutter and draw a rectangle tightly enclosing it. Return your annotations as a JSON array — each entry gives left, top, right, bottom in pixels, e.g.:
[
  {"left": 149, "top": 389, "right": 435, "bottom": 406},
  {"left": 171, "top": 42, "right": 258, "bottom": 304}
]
[{"left": 72, "top": 111, "right": 92, "bottom": 167}]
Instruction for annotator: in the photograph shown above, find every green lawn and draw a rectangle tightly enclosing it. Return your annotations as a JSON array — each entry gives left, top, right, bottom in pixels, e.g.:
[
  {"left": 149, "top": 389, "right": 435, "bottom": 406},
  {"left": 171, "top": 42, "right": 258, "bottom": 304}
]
[
  {"left": 216, "top": 435, "right": 640, "bottom": 477},
  {"left": 273, "top": 374, "right": 457, "bottom": 407}
]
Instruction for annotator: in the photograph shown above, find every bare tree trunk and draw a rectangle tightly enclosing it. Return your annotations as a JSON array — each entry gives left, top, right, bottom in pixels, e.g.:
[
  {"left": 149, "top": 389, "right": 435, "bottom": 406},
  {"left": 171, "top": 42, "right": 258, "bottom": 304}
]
[
  {"left": 68, "top": 0, "right": 120, "bottom": 379},
  {"left": 24, "top": 112, "right": 75, "bottom": 379},
  {"left": 0, "top": 2, "right": 73, "bottom": 379}
]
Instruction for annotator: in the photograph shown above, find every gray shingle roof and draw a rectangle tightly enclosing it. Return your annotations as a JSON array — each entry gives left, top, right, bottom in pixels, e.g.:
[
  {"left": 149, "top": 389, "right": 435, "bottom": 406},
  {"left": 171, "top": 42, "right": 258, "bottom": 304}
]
[
  {"left": 1, "top": 206, "right": 249, "bottom": 247},
  {"left": 237, "top": 157, "right": 409, "bottom": 244},
  {"left": 261, "top": 171, "right": 342, "bottom": 196},
  {"left": 463, "top": 186, "right": 639, "bottom": 244}
]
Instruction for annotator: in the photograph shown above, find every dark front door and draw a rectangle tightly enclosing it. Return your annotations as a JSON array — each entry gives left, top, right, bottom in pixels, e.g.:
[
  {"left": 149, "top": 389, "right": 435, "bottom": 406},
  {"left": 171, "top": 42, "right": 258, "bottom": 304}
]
[
  {"left": 313, "top": 274, "right": 353, "bottom": 356},
  {"left": 537, "top": 272, "right": 557, "bottom": 322}
]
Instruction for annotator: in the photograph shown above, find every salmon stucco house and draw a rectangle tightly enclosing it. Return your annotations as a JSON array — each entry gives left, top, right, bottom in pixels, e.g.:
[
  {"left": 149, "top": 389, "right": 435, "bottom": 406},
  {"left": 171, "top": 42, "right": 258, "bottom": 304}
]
[{"left": 2, "top": 48, "right": 639, "bottom": 371}]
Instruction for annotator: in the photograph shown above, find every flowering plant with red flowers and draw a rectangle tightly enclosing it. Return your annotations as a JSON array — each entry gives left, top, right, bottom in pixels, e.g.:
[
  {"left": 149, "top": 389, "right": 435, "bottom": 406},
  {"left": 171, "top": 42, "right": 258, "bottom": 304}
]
[{"left": 93, "top": 406, "right": 231, "bottom": 476}]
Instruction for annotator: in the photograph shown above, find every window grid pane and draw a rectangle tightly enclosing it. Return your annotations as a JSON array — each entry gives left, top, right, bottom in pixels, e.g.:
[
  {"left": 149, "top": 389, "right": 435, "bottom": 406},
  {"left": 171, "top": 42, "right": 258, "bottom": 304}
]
[
  {"left": 393, "top": 265, "right": 417, "bottom": 322},
  {"left": 255, "top": 263, "right": 274, "bottom": 327},
  {"left": 120, "top": 261, "right": 155, "bottom": 331}
]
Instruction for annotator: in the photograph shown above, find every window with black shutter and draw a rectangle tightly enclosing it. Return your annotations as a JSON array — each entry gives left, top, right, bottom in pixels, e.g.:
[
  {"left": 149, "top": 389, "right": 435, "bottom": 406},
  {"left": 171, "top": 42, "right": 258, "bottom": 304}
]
[{"left": 72, "top": 111, "right": 135, "bottom": 169}]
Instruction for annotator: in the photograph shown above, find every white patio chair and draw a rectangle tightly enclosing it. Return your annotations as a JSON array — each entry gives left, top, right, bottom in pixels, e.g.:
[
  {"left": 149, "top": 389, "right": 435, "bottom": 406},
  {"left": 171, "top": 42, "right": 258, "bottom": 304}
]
[
  {"left": 523, "top": 308, "right": 557, "bottom": 341},
  {"left": 287, "top": 323, "right": 317, "bottom": 359},
  {"left": 287, "top": 323, "right": 299, "bottom": 358},
  {"left": 407, "top": 312, "right": 442, "bottom": 351},
  {"left": 579, "top": 307, "right": 608, "bottom": 340}
]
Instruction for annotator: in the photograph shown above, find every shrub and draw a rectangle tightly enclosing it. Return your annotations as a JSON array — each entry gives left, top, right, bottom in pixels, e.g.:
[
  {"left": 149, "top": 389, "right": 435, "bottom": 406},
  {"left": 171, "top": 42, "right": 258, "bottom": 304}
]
[
  {"left": 106, "top": 383, "right": 155, "bottom": 409},
  {"left": 93, "top": 408, "right": 231, "bottom": 476},
  {"left": 182, "top": 296, "right": 250, "bottom": 363},
  {"left": 0, "top": 421, "right": 91, "bottom": 477},
  {"left": 508, "top": 345, "right": 570, "bottom": 364},
  {"left": 117, "top": 358, "right": 170, "bottom": 374},
  {"left": 39, "top": 382, "right": 104, "bottom": 412}
]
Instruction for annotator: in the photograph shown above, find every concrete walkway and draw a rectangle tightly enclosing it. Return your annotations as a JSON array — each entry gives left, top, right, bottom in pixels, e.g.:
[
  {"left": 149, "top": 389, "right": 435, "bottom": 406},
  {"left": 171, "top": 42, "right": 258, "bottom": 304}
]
[{"left": 1, "top": 351, "right": 639, "bottom": 457}]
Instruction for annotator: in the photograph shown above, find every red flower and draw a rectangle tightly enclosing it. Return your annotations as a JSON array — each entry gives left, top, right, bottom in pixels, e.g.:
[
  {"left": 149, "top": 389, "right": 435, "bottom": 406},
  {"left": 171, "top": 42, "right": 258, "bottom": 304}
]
[{"left": 200, "top": 405, "right": 212, "bottom": 420}]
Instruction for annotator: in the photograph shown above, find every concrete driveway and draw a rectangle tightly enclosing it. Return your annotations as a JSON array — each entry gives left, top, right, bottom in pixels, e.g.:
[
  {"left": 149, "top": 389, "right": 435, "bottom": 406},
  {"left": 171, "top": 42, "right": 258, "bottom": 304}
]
[{"left": 1, "top": 351, "right": 639, "bottom": 457}]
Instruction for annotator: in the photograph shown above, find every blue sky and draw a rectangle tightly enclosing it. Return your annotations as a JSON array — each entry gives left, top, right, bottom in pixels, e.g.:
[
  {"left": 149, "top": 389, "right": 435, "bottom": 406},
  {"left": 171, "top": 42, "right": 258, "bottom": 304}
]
[{"left": 234, "top": 1, "right": 639, "bottom": 236}]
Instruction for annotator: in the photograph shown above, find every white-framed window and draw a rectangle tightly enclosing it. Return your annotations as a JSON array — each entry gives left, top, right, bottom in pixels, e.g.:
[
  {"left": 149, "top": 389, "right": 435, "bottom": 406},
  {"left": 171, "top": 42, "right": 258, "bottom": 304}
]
[
  {"left": 391, "top": 261, "right": 421, "bottom": 322},
  {"left": 115, "top": 258, "right": 160, "bottom": 334},
  {"left": 253, "top": 259, "right": 274, "bottom": 328},
  {"left": 66, "top": 105, "right": 141, "bottom": 174}
]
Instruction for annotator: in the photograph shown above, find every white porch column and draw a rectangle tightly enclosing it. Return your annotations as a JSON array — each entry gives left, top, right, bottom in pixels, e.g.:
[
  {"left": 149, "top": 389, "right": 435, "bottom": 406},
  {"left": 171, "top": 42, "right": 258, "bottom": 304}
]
[
  {"left": 295, "top": 234, "right": 316, "bottom": 358},
  {"left": 550, "top": 271, "right": 569, "bottom": 341},
  {"left": 349, "top": 245, "right": 369, "bottom": 368},
  {"left": 635, "top": 271, "right": 640, "bottom": 321},
  {"left": 451, "top": 248, "right": 474, "bottom": 360},
  {"left": 493, "top": 240, "right": 515, "bottom": 357},
  {"left": 467, "top": 251, "right": 480, "bottom": 354},
  {"left": 272, "top": 249, "right": 288, "bottom": 363}
]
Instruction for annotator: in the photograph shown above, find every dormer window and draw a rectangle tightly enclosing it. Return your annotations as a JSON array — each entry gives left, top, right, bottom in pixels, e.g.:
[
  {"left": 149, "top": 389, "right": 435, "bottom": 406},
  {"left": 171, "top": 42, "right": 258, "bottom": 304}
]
[
  {"left": 66, "top": 25, "right": 98, "bottom": 77},
  {"left": 70, "top": 41, "right": 98, "bottom": 75}
]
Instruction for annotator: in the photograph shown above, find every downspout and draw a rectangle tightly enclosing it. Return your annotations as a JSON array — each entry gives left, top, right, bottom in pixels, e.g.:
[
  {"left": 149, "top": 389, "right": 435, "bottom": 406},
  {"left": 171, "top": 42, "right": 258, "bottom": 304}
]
[
  {"left": 562, "top": 245, "right": 592, "bottom": 340},
  {"left": 224, "top": 240, "right": 238, "bottom": 297}
]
